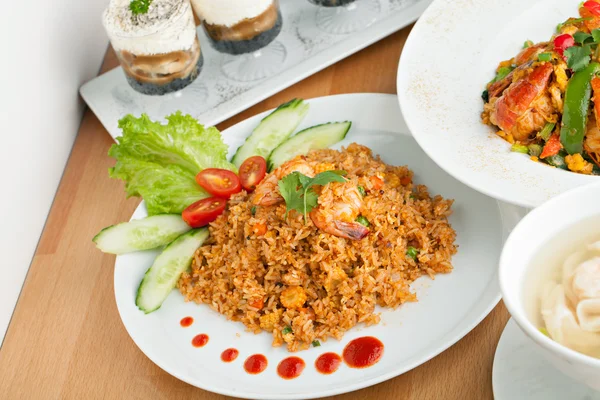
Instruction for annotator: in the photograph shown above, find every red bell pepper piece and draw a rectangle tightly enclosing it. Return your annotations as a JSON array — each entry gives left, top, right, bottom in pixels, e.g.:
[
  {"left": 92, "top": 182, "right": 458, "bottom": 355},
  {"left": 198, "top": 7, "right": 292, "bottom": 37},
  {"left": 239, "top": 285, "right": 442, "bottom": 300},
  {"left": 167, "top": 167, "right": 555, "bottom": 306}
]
[
  {"left": 584, "top": 1, "right": 600, "bottom": 17},
  {"left": 540, "top": 133, "right": 563, "bottom": 159}
]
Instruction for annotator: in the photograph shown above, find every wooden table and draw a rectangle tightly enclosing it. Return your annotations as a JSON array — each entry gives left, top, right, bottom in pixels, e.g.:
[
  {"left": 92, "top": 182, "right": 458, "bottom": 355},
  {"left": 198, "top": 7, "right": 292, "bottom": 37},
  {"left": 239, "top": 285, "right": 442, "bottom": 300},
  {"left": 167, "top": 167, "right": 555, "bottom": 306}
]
[{"left": 0, "top": 25, "right": 510, "bottom": 399}]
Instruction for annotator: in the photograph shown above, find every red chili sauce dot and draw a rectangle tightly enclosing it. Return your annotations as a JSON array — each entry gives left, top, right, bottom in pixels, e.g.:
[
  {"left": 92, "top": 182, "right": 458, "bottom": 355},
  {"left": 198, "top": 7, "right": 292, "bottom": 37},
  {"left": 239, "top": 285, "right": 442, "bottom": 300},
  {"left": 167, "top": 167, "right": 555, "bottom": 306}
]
[
  {"left": 315, "top": 352, "right": 342, "bottom": 375},
  {"left": 244, "top": 354, "right": 268, "bottom": 374},
  {"left": 277, "top": 356, "right": 305, "bottom": 380},
  {"left": 180, "top": 316, "right": 194, "bottom": 327},
  {"left": 342, "top": 336, "right": 384, "bottom": 368},
  {"left": 221, "top": 348, "right": 239, "bottom": 362},
  {"left": 192, "top": 334, "right": 209, "bottom": 348}
]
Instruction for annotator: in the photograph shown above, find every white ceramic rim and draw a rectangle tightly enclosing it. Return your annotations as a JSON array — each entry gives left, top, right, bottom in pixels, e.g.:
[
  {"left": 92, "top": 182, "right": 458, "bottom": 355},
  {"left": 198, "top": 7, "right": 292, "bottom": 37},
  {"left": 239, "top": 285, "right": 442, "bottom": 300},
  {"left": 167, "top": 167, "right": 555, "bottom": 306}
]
[{"left": 499, "top": 180, "right": 600, "bottom": 369}]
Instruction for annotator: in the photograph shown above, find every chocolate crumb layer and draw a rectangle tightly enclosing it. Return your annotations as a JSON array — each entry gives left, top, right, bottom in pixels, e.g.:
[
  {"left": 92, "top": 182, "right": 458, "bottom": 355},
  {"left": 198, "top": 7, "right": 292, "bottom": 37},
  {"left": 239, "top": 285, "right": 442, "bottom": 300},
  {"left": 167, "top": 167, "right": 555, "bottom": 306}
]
[
  {"left": 205, "top": 10, "right": 282, "bottom": 55},
  {"left": 124, "top": 52, "right": 204, "bottom": 95},
  {"left": 309, "top": 0, "right": 356, "bottom": 6}
]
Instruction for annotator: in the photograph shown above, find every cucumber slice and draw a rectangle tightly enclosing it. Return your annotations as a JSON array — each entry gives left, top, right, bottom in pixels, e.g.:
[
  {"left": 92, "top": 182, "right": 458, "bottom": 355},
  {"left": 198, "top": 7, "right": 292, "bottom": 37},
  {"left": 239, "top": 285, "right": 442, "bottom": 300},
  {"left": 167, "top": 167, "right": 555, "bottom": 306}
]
[
  {"left": 93, "top": 214, "right": 191, "bottom": 255},
  {"left": 136, "top": 228, "right": 209, "bottom": 313},
  {"left": 231, "top": 98, "right": 309, "bottom": 168},
  {"left": 267, "top": 121, "right": 351, "bottom": 171}
]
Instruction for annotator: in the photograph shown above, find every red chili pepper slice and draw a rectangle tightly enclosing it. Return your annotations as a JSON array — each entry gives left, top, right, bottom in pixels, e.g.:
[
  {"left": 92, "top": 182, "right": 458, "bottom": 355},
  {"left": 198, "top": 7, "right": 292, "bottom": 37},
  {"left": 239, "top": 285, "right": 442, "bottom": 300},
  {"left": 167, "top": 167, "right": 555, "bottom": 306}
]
[{"left": 540, "top": 133, "right": 563, "bottom": 159}]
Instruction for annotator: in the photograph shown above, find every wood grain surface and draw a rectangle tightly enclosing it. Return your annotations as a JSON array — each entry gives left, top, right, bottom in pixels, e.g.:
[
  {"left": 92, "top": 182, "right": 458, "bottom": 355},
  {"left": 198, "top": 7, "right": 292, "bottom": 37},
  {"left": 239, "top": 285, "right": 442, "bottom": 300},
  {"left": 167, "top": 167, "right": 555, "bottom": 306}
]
[{"left": 0, "top": 25, "right": 510, "bottom": 399}]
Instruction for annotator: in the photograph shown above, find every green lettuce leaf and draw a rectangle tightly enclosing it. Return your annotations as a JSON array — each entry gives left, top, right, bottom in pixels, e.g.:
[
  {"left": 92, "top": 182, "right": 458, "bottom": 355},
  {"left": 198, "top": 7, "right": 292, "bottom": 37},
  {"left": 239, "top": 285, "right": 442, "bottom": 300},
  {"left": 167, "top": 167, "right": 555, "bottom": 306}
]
[{"left": 108, "top": 112, "right": 235, "bottom": 215}]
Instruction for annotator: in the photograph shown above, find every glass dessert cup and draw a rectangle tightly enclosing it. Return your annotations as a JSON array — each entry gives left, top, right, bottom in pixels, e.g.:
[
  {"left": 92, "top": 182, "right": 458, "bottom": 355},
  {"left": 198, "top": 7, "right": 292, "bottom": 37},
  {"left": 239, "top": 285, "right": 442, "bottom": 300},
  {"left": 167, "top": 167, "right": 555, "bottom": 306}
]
[
  {"left": 103, "top": 0, "right": 203, "bottom": 95},
  {"left": 308, "top": 0, "right": 381, "bottom": 35},
  {"left": 192, "top": 0, "right": 286, "bottom": 82}
]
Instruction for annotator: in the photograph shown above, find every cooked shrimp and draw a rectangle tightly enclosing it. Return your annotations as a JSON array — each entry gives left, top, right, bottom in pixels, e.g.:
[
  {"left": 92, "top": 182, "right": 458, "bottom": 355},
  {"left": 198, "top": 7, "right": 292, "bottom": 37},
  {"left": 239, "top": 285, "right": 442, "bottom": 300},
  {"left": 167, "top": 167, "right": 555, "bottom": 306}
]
[
  {"left": 490, "top": 62, "right": 555, "bottom": 142},
  {"left": 487, "top": 43, "right": 549, "bottom": 100},
  {"left": 309, "top": 181, "right": 369, "bottom": 240},
  {"left": 514, "top": 42, "right": 548, "bottom": 66},
  {"left": 252, "top": 156, "right": 315, "bottom": 206}
]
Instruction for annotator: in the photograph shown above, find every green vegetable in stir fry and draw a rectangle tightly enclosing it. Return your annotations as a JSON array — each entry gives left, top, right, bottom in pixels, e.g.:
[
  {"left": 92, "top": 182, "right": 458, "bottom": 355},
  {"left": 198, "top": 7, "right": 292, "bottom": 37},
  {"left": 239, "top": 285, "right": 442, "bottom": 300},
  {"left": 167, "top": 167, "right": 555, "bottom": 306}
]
[{"left": 560, "top": 62, "right": 600, "bottom": 154}]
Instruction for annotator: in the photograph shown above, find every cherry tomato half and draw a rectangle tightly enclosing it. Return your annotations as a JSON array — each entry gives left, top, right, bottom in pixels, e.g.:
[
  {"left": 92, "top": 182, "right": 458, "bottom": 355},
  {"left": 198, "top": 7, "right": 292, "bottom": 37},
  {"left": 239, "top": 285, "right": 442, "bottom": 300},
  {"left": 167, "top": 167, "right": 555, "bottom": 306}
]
[
  {"left": 196, "top": 168, "right": 242, "bottom": 198},
  {"left": 182, "top": 197, "right": 227, "bottom": 228},
  {"left": 239, "top": 156, "right": 268, "bottom": 192},
  {"left": 553, "top": 34, "right": 575, "bottom": 56},
  {"left": 584, "top": 1, "right": 600, "bottom": 17}
]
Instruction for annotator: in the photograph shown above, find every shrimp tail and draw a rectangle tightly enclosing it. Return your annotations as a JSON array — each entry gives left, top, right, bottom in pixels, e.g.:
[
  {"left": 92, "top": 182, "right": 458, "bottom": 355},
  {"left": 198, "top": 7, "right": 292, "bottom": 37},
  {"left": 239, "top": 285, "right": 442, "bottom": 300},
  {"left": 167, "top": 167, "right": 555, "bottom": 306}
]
[{"left": 332, "top": 221, "right": 370, "bottom": 240}]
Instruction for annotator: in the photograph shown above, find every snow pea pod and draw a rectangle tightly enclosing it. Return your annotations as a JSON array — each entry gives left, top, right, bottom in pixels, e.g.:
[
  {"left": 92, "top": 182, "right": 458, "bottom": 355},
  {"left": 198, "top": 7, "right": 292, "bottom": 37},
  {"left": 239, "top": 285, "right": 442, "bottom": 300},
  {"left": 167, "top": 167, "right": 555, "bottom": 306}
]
[{"left": 560, "top": 62, "right": 600, "bottom": 155}]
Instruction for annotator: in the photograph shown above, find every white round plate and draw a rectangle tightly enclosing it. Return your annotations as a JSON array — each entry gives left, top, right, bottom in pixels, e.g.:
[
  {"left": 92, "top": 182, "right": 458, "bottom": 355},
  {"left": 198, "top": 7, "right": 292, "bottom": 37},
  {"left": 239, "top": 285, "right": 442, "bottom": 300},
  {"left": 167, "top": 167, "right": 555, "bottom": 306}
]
[
  {"left": 397, "top": 0, "right": 598, "bottom": 208},
  {"left": 114, "top": 94, "right": 503, "bottom": 399},
  {"left": 493, "top": 319, "right": 600, "bottom": 400}
]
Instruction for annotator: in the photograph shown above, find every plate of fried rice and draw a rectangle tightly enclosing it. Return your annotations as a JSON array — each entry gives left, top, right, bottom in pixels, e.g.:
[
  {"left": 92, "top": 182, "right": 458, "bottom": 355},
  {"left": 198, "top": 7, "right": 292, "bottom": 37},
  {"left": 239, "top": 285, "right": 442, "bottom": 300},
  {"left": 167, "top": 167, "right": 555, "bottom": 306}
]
[
  {"left": 398, "top": 0, "right": 600, "bottom": 208},
  {"left": 114, "top": 93, "right": 504, "bottom": 399}
]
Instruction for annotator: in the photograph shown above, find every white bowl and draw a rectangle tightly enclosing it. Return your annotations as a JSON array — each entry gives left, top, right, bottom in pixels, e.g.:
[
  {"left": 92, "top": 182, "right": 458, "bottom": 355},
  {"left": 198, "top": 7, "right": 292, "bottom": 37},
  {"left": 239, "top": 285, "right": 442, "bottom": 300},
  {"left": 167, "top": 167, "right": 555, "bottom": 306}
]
[
  {"left": 500, "top": 182, "right": 600, "bottom": 391},
  {"left": 397, "top": 0, "right": 598, "bottom": 208}
]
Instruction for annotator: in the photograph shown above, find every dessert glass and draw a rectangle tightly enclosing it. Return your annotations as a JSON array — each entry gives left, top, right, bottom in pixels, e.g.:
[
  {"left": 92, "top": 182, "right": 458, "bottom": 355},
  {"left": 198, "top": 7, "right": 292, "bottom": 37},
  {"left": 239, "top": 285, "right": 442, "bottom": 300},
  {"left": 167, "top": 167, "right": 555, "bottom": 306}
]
[
  {"left": 191, "top": 0, "right": 285, "bottom": 82},
  {"left": 103, "top": 0, "right": 203, "bottom": 95},
  {"left": 307, "top": 0, "right": 380, "bottom": 35}
]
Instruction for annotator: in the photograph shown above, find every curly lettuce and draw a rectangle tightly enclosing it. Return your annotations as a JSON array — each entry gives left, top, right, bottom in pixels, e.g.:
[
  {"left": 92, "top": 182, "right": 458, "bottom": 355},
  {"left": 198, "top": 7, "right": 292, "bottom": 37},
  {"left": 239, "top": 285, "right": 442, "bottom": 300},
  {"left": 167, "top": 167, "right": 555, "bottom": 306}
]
[{"left": 109, "top": 112, "right": 235, "bottom": 215}]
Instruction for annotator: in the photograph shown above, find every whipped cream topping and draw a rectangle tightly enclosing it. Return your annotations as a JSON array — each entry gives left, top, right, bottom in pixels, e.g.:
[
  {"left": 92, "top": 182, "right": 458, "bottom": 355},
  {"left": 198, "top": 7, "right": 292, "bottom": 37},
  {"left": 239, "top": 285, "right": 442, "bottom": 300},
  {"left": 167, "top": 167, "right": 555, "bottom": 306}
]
[
  {"left": 191, "top": 0, "right": 273, "bottom": 27},
  {"left": 541, "top": 242, "right": 600, "bottom": 358},
  {"left": 103, "top": 0, "right": 197, "bottom": 55}
]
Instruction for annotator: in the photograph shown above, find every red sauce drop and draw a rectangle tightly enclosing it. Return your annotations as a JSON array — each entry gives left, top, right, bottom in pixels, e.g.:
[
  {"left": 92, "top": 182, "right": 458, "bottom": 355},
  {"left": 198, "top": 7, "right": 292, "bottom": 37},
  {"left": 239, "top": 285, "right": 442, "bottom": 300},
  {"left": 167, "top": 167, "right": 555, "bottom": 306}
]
[
  {"left": 180, "top": 316, "right": 194, "bottom": 327},
  {"left": 244, "top": 354, "right": 268, "bottom": 374},
  {"left": 192, "top": 334, "right": 209, "bottom": 348},
  {"left": 221, "top": 348, "right": 239, "bottom": 362},
  {"left": 315, "top": 352, "right": 342, "bottom": 374},
  {"left": 277, "top": 356, "right": 305, "bottom": 380},
  {"left": 342, "top": 336, "right": 384, "bottom": 368}
]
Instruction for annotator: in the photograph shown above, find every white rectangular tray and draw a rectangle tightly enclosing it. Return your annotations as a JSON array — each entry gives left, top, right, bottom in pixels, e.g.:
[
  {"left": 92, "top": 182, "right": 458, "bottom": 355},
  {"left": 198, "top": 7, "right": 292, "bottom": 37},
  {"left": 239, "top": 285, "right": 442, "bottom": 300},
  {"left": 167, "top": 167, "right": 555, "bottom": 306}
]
[{"left": 80, "top": 0, "right": 431, "bottom": 140}]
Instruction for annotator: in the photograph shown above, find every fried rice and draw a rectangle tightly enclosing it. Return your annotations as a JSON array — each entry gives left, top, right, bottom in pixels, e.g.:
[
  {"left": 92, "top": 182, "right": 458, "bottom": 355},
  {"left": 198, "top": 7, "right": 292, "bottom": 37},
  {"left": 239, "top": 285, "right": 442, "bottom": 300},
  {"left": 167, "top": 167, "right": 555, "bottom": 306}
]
[{"left": 178, "top": 143, "right": 457, "bottom": 351}]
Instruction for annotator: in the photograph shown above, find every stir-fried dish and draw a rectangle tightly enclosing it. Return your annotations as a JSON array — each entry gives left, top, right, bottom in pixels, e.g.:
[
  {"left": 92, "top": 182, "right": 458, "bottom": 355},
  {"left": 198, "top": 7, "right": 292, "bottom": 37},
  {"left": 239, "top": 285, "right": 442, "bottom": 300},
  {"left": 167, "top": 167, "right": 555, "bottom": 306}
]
[{"left": 481, "top": 1, "right": 600, "bottom": 175}]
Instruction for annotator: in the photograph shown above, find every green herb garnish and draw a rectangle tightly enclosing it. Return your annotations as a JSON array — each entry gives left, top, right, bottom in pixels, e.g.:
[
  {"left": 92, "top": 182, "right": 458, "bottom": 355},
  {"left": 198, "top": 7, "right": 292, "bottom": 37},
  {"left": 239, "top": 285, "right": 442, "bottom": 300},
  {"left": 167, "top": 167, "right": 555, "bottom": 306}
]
[
  {"left": 357, "top": 186, "right": 366, "bottom": 197},
  {"left": 565, "top": 45, "right": 592, "bottom": 72},
  {"left": 574, "top": 31, "right": 593, "bottom": 45},
  {"left": 523, "top": 40, "right": 533, "bottom": 49},
  {"left": 278, "top": 170, "right": 347, "bottom": 222},
  {"left": 557, "top": 17, "right": 591, "bottom": 33},
  {"left": 528, "top": 144, "right": 542, "bottom": 157},
  {"left": 312, "top": 340, "right": 321, "bottom": 347},
  {"left": 355, "top": 216, "right": 370, "bottom": 227},
  {"left": 511, "top": 144, "right": 529, "bottom": 154},
  {"left": 130, "top": 0, "right": 152, "bottom": 14},
  {"left": 538, "top": 122, "right": 556, "bottom": 141},
  {"left": 493, "top": 66, "right": 514, "bottom": 83},
  {"left": 593, "top": 29, "right": 600, "bottom": 43},
  {"left": 406, "top": 246, "right": 419, "bottom": 261},
  {"left": 537, "top": 53, "right": 553, "bottom": 62},
  {"left": 282, "top": 326, "right": 293, "bottom": 335},
  {"left": 251, "top": 206, "right": 257, "bottom": 216}
]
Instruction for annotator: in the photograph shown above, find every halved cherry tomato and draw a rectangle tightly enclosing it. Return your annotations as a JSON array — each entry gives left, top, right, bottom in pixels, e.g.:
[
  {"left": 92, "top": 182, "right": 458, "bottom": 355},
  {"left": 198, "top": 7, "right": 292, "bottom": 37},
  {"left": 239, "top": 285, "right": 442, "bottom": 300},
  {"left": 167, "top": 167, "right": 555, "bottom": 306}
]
[
  {"left": 196, "top": 168, "right": 241, "bottom": 198},
  {"left": 554, "top": 34, "right": 575, "bottom": 56},
  {"left": 182, "top": 197, "right": 227, "bottom": 228},
  {"left": 584, "top": 1, "right": 600, "bottom": 17},
  {"left": 239, "top": 156, "right": 267, "bottom": 192}
]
